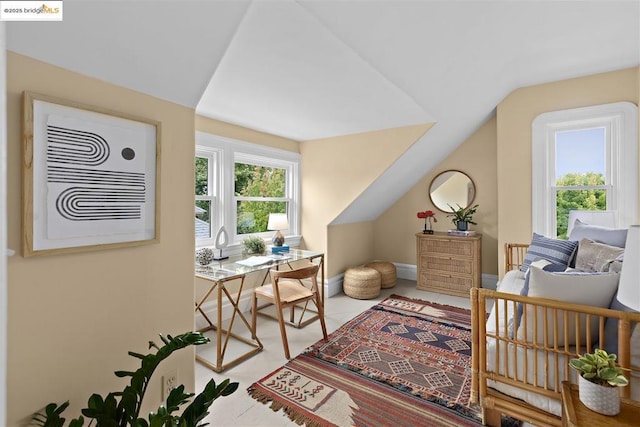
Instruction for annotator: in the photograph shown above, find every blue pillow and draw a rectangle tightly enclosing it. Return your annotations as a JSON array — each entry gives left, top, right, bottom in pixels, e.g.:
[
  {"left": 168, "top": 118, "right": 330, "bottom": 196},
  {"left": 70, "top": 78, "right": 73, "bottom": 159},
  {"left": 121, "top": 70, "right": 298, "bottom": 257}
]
[
  {"left": 602, "top": 294, "right": 637, "bottom": 356},
  {"left": 569, "top": 219, "right": 627, "bottom": 248},
  {"left": 519, "top": 233, "right": 578, "bottom": 273}
]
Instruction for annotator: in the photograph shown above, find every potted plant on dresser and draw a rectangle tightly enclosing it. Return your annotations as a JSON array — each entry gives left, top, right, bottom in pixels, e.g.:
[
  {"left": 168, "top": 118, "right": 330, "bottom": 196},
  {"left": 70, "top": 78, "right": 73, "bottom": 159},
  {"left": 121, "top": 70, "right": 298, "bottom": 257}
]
[
  {"left": 446, "top": 203, "right": 478, "bottom": 231},
  {"left": 569, "top": 348, "right": 629, "bottom": 416}
]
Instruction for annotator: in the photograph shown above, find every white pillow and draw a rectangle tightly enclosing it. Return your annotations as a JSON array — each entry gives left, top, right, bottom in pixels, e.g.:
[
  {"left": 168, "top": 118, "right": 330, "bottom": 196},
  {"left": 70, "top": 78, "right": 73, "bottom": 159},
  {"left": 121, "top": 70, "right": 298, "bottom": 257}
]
[{"left": 516, "top": 266, "right": 619, "bottom": 346}]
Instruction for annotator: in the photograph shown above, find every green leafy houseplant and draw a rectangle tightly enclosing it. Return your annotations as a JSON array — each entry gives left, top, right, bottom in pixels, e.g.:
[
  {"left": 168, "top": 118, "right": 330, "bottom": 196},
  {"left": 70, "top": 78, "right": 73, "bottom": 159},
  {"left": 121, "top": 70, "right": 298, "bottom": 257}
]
[
  {"left": 32, "top": 332, "right": 238, "bottom": 427},
  {"left": 569, "top": 348, "right": 629, "bottom": 387},
  {"left": 242, "top": 235, "right": 266, "bottom": 255},
  {"left": 447, "top": 204, "right": 479, "bottom": 226}
]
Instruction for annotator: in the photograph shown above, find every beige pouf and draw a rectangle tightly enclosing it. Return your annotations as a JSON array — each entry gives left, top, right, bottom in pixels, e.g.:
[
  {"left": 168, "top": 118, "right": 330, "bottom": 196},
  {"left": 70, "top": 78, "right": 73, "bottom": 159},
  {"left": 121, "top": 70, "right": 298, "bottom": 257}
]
[
  {"left": 364, "top": 261, "right": 397, "bottom": 289},
  {"left": 343, "top": 267, "right": 381, "bottom": 299}
]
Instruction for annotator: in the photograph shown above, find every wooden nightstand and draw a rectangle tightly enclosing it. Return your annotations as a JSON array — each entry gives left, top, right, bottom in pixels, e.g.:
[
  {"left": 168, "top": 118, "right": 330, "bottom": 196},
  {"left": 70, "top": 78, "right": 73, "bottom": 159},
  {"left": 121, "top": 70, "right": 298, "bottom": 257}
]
[{"left": 562, "top": 381, "right": 640, "bottom": 426}]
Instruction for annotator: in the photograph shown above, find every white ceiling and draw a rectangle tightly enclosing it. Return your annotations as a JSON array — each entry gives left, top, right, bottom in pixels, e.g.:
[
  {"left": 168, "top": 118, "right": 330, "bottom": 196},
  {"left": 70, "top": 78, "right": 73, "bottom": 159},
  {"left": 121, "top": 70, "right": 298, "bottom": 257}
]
[{"left": 7, "top": 1, "right": 640, "bottom": 224}]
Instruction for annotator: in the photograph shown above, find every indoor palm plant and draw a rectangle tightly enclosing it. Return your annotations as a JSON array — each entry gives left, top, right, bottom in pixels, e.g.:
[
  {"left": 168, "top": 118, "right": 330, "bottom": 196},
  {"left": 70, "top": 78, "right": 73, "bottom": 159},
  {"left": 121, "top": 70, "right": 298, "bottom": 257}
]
[
  {"left": 32, "top": 332, "right": 238, "bottom": 427},
  {"left": 569, "top": 348, "right": 629, "bottom": 415},
  {"left": 447, "top": 204, "right": 478, "bottom": 231}
]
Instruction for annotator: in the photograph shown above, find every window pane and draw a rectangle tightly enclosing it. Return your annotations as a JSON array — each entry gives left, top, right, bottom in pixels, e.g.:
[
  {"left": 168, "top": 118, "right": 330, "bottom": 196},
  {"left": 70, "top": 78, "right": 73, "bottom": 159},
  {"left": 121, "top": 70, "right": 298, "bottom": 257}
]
[
  {"left": 235, "top": 162, "right": 285, "bottom": 197},
  {"left": 556, "top": 189, "right": 606, "bottom": 239},
  {"left": 195, "top": 157, "right": 209, "bottom": 196},
  {"left": 555, "top": 127, "right": 605, "bottom": 182},
  {"left": 236, "top": 201, "right": 286, "bottom": 234},
  {"left": 195, "top": 200, "right": 211, "bottom": 239}
]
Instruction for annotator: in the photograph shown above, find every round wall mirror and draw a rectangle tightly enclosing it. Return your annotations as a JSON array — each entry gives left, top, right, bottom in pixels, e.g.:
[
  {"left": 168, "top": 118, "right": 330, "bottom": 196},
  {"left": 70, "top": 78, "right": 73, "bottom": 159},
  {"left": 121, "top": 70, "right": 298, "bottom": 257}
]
[{"left": 429, "top": 170, "right": 476, "bottom": 213}]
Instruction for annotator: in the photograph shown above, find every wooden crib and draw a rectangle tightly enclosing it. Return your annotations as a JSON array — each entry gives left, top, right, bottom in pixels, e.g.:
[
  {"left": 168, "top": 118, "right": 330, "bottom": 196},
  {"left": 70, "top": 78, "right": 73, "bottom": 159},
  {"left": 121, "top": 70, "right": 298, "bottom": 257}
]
[{"left": 470, "top": 243, "right": 640, "bottom": 426}]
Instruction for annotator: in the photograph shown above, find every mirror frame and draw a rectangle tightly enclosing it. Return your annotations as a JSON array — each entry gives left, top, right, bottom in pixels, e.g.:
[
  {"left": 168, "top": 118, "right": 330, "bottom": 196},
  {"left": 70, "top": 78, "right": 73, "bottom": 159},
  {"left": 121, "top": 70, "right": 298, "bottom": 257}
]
[{"left": 428, "top": 169, "right": 476, "bottom": 213}]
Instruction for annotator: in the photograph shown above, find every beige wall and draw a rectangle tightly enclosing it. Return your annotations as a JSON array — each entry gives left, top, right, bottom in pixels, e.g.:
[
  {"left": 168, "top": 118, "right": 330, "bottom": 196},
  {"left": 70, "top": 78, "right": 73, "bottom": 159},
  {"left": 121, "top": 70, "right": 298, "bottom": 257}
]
[
  {"left": 300, "top": 124, "right": 432, "bottom": 276},
  {"left": 196, "top": 115, "right": 299, "bottom": 152},
  {"left": 497, "top": 67, "right": 639, "bottom": 275},
  {"left": 373, "top": 116, "right": 498, "bottom": 274},
  {"left": 327, "top": 221, "right": 375, "bottom": 276},
  {"left": 6, "top": 52, "right": 196, "bottom": 425}
]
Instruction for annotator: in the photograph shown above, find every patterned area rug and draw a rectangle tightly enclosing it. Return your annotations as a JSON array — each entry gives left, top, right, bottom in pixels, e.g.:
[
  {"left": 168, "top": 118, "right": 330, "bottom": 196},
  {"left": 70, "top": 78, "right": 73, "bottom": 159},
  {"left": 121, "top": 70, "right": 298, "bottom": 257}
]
[{"left": 248, "top": 295, "right": 517, "bottom": 426}]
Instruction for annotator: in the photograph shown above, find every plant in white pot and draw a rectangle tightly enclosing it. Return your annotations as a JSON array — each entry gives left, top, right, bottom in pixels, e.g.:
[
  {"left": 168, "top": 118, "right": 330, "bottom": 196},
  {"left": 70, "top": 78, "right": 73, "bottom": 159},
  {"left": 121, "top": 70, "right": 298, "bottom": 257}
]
[{"left": 569, "top": 348, "right": 629, "bottom": 416}]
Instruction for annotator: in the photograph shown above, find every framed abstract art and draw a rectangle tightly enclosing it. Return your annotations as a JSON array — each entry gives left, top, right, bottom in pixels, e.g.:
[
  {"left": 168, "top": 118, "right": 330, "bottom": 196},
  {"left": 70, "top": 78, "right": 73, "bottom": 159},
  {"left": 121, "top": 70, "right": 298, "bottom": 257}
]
[{"left": 22, "top": 92, "right": 160, "bottom": 256}]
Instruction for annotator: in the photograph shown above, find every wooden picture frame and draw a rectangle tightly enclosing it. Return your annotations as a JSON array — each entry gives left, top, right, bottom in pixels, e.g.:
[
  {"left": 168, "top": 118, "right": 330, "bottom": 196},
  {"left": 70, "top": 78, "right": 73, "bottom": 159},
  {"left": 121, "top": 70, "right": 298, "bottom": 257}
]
[{"left": 22, "top": 92, "right": 161, "bottom": 257}]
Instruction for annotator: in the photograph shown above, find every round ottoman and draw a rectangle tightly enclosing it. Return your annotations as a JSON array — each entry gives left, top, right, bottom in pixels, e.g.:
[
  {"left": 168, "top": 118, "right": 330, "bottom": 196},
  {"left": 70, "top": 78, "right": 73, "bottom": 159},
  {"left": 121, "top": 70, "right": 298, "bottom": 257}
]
[
  {"left": 343, "top": 267, "right": 381, "bottom": 299},
  {"left": 364, "top": 261, "right": 397, "bottom": 289}
]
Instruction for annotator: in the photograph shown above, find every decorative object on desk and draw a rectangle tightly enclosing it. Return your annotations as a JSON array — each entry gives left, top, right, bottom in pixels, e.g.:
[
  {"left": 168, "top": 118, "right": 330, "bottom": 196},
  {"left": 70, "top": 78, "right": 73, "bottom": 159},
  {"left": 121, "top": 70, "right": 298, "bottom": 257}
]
[
  {"left": 32, "top": 332, "right": 238, "bottom": 427},
  {"left": 22, "top": 92, "right": 159, "bottom": 257},
  {"left": 447, "top": 203, "right": 478, "bottom": 231},
  {"left": 241, "top": 235, "right": 266, "bottom": 255},
  {"left": 271, "top": 245, "right": 290, "bottom": 254},
  {"left": 569, "top": 348, "right": 628, "bottom": 416},
  {"left": 213, "top": 226, "right": 229, "bottom": 260},
  {"left": 416, "top": 209, "right": 437, "bottom": 234},
  {"left": 195, "top": 247, "right": 215, "bottom": 266},
  {"left": 267, "top": 213, "right": 289, "bottom": 246}
]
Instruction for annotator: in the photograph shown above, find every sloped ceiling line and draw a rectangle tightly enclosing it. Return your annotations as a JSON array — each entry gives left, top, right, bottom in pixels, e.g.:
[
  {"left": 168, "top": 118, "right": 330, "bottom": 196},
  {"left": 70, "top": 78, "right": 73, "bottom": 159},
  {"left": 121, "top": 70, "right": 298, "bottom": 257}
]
[{"left": 196, "top": 0, "right": 434, "bottom": 141}]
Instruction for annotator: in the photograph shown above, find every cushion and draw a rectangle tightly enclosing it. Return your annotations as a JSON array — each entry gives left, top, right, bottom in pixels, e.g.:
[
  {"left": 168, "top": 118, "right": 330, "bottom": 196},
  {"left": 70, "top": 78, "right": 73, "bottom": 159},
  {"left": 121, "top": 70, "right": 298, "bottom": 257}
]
[
  {"left": 519, "top": 233, "right": 578, "bottom": 273},
  {"left": 508, "top": 259, "right": 567, "bottom": 337},
  {"left": 569, "top": 218, "right": 627, "bottom": 248},
  {"left": 574, "top": 238, "right": 625, "bottom": 272},
  {"left": 602, "top": 294, "right": 638, "bottom": 356},
  {"left": 516, "top": 266, "right": 620, "bottom": 346}
]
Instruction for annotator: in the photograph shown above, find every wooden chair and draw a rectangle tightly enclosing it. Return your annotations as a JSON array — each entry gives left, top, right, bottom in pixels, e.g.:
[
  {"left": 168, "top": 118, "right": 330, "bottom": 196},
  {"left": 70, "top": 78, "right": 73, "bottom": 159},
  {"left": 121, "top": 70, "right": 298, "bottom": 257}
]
[{"left": 252, "top": 263, "right": 328, "bottom": 359}]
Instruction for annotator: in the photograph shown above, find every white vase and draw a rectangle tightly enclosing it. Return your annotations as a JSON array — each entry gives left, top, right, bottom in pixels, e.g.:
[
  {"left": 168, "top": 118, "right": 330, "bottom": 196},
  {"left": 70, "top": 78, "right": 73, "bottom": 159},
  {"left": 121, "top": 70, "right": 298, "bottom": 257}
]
[{"left": 578, "top": 374, "right": 621, "bottom": 416}]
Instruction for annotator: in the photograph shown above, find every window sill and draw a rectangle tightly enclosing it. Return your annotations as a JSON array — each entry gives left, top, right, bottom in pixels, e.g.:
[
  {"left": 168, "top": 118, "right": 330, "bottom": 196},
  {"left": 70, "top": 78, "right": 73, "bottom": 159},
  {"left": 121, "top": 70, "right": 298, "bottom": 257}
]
[{"left": 196, "top": 235, "right": 302, "bottom": 257}]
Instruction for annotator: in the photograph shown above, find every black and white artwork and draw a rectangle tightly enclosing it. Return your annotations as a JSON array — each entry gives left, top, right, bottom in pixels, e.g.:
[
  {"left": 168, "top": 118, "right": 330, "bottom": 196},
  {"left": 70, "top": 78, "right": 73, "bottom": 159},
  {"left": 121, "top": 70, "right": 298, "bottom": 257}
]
[{"left": 25, "top": 94, "right": 158, "bottom": 255}]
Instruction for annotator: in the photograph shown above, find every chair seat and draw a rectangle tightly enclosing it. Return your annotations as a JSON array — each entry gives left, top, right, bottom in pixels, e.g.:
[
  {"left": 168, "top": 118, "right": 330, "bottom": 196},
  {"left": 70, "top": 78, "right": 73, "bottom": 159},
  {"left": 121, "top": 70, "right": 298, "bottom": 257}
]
[
  {"left": 255, "top": 280, "right": 313, "bottom": 303},
  {"left": 253, "top": 262, "right": 328, "bottom": 359}
]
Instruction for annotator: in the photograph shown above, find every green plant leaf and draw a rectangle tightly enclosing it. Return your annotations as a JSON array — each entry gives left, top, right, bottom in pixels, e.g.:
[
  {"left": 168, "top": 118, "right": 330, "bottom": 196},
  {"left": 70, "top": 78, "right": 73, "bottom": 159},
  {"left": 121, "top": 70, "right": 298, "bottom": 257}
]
[{"left": 32, "top": 332, "right": 231, "bottom": 427}]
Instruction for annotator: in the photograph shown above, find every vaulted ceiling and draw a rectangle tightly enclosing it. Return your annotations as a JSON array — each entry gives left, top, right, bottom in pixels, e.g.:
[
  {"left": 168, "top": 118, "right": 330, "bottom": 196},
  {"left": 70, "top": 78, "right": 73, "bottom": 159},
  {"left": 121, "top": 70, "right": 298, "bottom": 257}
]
[{"left": 7, "top": 1, "right": 640, "bottom": 224}]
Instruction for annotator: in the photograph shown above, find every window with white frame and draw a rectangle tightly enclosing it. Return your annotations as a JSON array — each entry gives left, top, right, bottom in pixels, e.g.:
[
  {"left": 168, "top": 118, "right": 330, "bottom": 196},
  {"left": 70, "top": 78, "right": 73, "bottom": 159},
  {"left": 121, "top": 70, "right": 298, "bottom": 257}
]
[
  {"left": 195, "top": 147, "right": 219, "bottom": 244},
  {"left": 532, "top": 102, "right": 638, "bottom": 238},
  {"left": 195, "top": 132, "right": 300, "bottom": 250}
]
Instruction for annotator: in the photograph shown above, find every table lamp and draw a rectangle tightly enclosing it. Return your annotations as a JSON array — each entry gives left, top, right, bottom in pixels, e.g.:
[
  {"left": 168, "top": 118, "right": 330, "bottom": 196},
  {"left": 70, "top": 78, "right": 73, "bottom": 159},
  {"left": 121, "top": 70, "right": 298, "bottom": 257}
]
[
  {"left": 616, "top": 224, "right": 640, "bottom": 310},
  {"left": 267, "top": 213, "right": 289, "bottom": 247}
]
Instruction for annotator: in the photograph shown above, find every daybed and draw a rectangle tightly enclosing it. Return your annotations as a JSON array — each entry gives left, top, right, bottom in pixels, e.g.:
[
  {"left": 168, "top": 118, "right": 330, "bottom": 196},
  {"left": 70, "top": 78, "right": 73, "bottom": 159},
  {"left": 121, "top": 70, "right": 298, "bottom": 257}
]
[{"left": 471, "top": 226, "right": 640, "bottom": 426}]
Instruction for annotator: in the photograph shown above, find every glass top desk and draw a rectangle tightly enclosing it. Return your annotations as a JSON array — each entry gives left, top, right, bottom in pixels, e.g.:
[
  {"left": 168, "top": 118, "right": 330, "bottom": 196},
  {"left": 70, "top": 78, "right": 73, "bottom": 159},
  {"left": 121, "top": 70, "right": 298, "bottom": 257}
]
[{"left": 195, "top": 249, "right": 324, "bottom": 372}]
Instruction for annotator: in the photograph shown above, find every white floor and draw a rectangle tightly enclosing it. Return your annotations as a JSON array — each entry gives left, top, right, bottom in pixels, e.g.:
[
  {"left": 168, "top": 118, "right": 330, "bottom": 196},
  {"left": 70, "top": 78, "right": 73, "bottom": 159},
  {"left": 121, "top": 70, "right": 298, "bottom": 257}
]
[{"left": 195, "top": 279, "right": 483, "bottom": 426}]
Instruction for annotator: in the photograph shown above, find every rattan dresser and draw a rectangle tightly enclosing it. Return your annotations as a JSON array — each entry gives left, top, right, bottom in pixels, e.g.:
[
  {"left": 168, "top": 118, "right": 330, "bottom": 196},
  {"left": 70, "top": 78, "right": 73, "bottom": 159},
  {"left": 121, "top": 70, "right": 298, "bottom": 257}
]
[{"left": 416, "top": 232, "right": 482, "bottom": 297}]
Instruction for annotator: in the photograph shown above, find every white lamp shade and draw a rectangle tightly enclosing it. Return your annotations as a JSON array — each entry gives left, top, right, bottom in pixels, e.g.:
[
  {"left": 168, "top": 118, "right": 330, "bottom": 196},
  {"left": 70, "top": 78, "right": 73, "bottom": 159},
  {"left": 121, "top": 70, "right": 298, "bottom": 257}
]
[
  {"left": 267, "top": 213, "right": 289, "bottom": 231},
  {"left": 617, "top": 225, "right": 640, "bottom": 310},
  {"left": 567, "top": 210, "right": 617, "bottom": 236}
]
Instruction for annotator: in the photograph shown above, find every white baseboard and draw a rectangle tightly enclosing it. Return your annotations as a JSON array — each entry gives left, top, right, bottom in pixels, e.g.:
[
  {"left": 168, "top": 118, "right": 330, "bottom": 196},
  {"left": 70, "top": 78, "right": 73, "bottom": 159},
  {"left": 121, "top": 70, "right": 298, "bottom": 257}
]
[{"left": 326, "top": 274, "right": 344, "bottom": 298}]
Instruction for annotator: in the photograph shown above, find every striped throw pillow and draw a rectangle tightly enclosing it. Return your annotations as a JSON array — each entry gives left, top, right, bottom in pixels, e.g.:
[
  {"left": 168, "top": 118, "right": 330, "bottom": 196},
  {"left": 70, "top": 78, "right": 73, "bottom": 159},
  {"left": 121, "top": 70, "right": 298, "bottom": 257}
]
[{"left": 519, "top": 233, "right": 578, "bottom": 273}]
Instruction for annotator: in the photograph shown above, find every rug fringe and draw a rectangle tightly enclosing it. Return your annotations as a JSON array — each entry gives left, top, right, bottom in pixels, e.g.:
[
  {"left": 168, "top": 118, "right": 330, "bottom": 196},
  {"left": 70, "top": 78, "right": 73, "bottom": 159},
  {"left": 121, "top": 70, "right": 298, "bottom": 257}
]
[{"left": 247, "top": 386, "right": 327, "bottom": 427}]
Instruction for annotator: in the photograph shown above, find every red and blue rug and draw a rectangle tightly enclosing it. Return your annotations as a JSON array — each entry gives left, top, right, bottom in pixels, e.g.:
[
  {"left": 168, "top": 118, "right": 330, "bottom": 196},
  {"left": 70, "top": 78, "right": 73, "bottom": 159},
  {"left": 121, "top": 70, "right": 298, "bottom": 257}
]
[{"left": 248, "top": 294, "right": 517, "bottom": 426}]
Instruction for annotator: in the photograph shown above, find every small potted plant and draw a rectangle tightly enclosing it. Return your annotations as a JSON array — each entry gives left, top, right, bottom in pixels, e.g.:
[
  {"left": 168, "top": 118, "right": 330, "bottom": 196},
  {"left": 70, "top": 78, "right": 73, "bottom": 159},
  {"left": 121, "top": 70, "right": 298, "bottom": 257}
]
[
  {"left": 242, "top": 235, "right": 266, "bottom": 255},
  {"left": 417, "top": 210, "right": 437, "bottom": 234},
  {"left": 569, "top": 348, "right": 629, "bottom": 416},
  {"left": 447, "top": 204, "right": 478, "bottom": 231}
]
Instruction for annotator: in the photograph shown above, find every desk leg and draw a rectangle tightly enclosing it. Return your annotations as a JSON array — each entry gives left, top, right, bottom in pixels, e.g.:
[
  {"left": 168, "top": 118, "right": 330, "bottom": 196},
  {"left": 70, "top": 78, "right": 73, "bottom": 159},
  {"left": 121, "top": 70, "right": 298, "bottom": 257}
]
[{"left": 196, "top": 276, "right": 263, "bottom": 372}]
